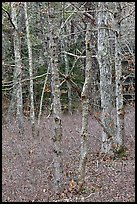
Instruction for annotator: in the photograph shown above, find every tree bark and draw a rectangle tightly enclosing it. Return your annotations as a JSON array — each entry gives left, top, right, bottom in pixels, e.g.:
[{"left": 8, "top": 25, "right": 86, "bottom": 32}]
[
  {"left": 47, "top": 2, "right": 64, "bottom": 194},
  {"left": 24, "top": 2, "right": 35, "bottom": 136},
  {"left": 36, "top": 2, "right": 51, "bottom": 135},
  {"left": 78, "top": 21, "right": 92, "bottom": 191},
  {"left": 61, "top": 2, "right": 72, "bottom": 114},
  {"left": 97, "top": 2, "right": 114, "bottom": 154},
  {"left": 11, "top": 2, "right": 24, "bottom": 133},
  {"left": 114, "top": 2, "right": 125, "bottom": 149}
]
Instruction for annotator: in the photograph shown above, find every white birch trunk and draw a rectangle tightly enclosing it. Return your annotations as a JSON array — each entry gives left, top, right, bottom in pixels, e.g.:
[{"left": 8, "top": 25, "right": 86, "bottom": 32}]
[
  {"left": 78, "top": 22, "right": 92, "bottom": 191},
  {"left": 114, "top": 3, "right": 124, "bottom": 149},
  {"left": 24, "top": 2, "right": 35, "bottom": 135},
  {"left": 11, "top": 2, "right": 24, "bottom": 133},
  {"left": 97, "top": 2, "right": 114, "bottom": 153},
  {"left": 47, "top": 2, "right": 63, "bottom": 194}
]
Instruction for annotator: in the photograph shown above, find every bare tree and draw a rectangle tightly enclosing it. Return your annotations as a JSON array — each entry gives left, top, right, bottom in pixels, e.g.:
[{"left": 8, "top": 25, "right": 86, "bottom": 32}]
[
  {"left": 78, "top": 21, "right": 92, "bottom": 191},
  {"left": 10, "top": 2, "right": 24, "bottom": 133},
  {"left": 113, "top": 2, "right": 124, "bottom": 150},
  {"left": 36, "top": 2, "right": 51, "bottom": 135},
  {"left": 47, "top": 2, "right": 64, "bottom": 194},
  {"left": 24, "top": 2, "right": 35, "bottom": 135},
  {"left": 61, "top": 2, "right": 72, "bottom": 114},
  {"left": 97, "top": 2, "right": 114, "bottom": 153}
]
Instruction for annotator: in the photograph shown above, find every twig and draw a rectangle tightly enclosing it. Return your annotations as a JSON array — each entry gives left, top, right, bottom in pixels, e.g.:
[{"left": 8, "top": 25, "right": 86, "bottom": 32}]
[
  {"left": 61, "top": 51, "right": 86, "bottom": 58},
  {"left": 59, "top": 7, "right": 76, "bottom": 35},
  {"left": 119, "top": 9, "right": 135, "bottom": 24},
  {"left": 94, "top": 115, "right": 113, "bottom": 140},
  {"left": 59, "top": 71, "right": 82, "bottom": 98},
  {"left": 83, "top": 192, "right": 93, "bottom": 200},
  {"left": 2, "top": 7, "right": 17, "bottom": 30},
  {"left": 2, "top": 72, "right": 50, "bottom": 87}
]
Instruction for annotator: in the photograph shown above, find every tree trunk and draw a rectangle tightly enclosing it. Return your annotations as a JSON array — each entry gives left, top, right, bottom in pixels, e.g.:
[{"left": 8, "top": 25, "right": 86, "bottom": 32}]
[
  {"left": 61, "top": 2, "right": 72, "bottom": 114},
  {"left": 47, "top": 2, "right": 64, "bottom": 194},
  {"left": 11, "top": 2, "right": 24, "bottom": 133},
  {"left": 97, "top": 2, "right": 114, "bottom": 154},
  {"left": 114, "top": 2, "right": 124, "bottom": 149},
  {"left": 24, "top": 2, "right": 35, "bottom": 136},
  {"left": 78, "top": 21, "right": 92, "bottom": 191},
  {"left": 37, "top": 66, "right": 50, "bottom": 135},
  {"left": 37, "top": 2, "right": 51, "bottom": 135}
]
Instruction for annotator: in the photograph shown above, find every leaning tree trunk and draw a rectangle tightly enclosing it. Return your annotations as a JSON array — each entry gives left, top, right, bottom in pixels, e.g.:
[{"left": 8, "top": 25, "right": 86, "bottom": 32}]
[
  {"left": 97, "top": 2, "right": 114, "bottom": 154},
  {"left": 114, "top": 2, "right": 125, "bottom": 150},
  {"left": 47, "top": 2, "right": 64, "bottom": 194},
  {"left": 78, "top": 19, "right": 92, "bottom": 191},
  {"left": 24, "top": 2, "right": 35, "bottom": 136},
  {"left": 37, "top": 66, "right": 50, "bottom": 135},
  {"left": 11, "top": 2, "right": 24, "bottom": 133}
]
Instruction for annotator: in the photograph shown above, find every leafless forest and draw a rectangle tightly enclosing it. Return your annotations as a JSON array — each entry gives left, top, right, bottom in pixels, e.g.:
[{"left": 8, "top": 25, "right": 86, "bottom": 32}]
[
  {"left": 2, "top": 2, "right": 135, "bottom": 202},
  {"left": 2, "top": 106, "right": 135, "bottom": 202}
]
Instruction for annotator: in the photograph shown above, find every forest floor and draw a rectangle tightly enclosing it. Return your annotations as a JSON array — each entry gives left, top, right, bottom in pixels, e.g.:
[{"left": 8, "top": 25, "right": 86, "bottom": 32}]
[{"left": 2, "top": 105, "right": 135, "bottom": 202}]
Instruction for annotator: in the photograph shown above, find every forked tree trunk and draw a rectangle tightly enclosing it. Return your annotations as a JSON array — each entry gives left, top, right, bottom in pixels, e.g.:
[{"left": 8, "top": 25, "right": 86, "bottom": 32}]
[
  {"left": 47, "top": 2, "right": 64, "bottom": 194},
  {"left": 78, "top": 21, "right": 92, "bottom": 191}
]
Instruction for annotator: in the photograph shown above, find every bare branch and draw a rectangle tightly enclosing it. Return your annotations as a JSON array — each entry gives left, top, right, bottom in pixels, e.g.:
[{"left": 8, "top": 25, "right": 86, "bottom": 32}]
[
  {"left": 94, "top": 115, "right": 113, "bottom": 140},
  {"left": 2, "top": 7, "right": 17, "bottom": 30},
  {"left": 61, "top": 51, "right": 86, "bottom": 58},
  {"left": 2, "top": 72, "right": 50, "bottom": 88},
  {"left": 83, "top": 12, "right": 96, "bottom": 24},
  {"left": 59, "top": 8, "right": 76, "bottom": 34},
  {"left": 59, "top": 71, "right": 82, "bottom": 98},
  {"left": 119, "top": 9, "right": 135, "bottom": 24}
]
